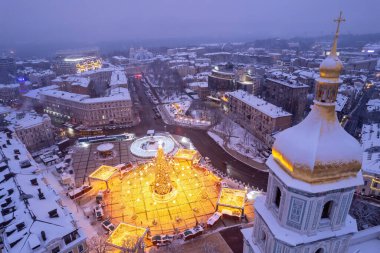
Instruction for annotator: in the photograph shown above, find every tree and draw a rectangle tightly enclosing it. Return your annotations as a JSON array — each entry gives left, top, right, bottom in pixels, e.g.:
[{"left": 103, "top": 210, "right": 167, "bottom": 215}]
[
  {"left": 350, "top": 198, "right": 380, "bottom": 230},
  {"left": 219, "top": 118, "right": 235, "bottom": 145},
  {"left": 87, "top": 235, "right": 112, "bottom": 253}
]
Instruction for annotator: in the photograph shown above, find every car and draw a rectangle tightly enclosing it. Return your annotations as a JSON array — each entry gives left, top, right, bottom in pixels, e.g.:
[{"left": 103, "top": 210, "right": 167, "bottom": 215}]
[{"left": 101, "top": 219, "right": 115, "bottom": 233}]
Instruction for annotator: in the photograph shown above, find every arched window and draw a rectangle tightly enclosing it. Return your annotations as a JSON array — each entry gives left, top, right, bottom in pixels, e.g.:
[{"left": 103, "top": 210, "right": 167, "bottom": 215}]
[
  {"left": 321, "top": 201, "right": 333, "bottom": 219},
  {"left": 274, "top": 187, "right": 281, "bottom": 208},
  {"left": 259, "top": 230, "right": 266, "bottom": 242},
  {"left": 315, "top": 248, "right": 324, "bottom": 253}
]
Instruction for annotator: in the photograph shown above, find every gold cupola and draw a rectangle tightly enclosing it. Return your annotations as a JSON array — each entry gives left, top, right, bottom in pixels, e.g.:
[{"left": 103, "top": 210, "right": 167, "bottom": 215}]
[{"left": 271, "top": 12, "right": 362, "bottom": 184}]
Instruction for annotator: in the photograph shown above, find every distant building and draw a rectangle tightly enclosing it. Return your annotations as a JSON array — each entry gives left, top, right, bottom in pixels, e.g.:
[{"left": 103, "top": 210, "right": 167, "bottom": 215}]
[
  {"left": 5, "top": 111, "right": 55, "bottom": 152},
  {"left": 188, "top": 82, "right": 209, "bottom": 99},
  {"left": 0, "top": 130, "right": 87, "bottom": 253},
  {"left": 53, "top": 49, "right": 102, "bottom": 75},
  {"left": 52, "top": 76, "right": 91, "bottom": 95},
  {"left": 110, "top": 70, "right": 128, "bottom": 88},
  {"left": 264, "top": 77, "right": 309, "bottom": 123},
  {"left": 40, "top": 88, "right": 135, "bottom": 127},
  {"left": 236, "top": 74, "right": 263, "bottom": 95},
  {"left": 0, "top": 83, "right": 19, "bottom": 104},
  {"left": 208, "top": 69, "right": 236, "bottom": 91},
  {"left": 356, "top": 123, "right": 380, "bottom": 198},
  {"left": 129, "top": 47, "right": 154, "bottom": 63},
  {"left": 226, "top": 90, "right": 292, "bottom": 147},
  {"left": 0, "top": 57, "right": 16, "bottom": 83}
]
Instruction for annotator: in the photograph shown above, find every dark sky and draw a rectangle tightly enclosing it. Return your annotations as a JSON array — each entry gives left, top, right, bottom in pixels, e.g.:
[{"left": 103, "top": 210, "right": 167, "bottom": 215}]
[{"left": 1, "top": 0, "right": 379, "bottom": 45}]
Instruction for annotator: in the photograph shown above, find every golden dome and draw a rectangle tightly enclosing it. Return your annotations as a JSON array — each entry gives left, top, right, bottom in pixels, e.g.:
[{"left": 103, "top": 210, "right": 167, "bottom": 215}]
[
  {"left": 320, "top": 55, "right": 343, "bottom": 78},
  {"left": 269, "top": 12, "right": 362, "bottom": 184},
  {"left": 272, "top": 105, "right": 362, "bottom": 184}
]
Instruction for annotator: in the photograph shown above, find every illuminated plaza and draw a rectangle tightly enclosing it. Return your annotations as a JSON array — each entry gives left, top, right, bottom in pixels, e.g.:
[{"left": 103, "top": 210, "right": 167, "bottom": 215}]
[{"left": 82, "top": 133, "right": 255, "bottom": 236}]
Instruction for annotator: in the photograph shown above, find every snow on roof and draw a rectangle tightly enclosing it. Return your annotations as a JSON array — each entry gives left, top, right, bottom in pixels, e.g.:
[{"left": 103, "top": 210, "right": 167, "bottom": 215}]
[
  {"left": 360, "top": 124, "right": 380, "bottom": 175},
  {"left": 335, "top": 93, "right": 349, "bottom": 112},
  {"left": 273, "top": 104, "right": 363, "bottom": 179},
  {"left": 0, "top": 105, "right": 14, "bottom": 115},
  {"left": 110, "top": 70, "right": 128, "bottom": 86},
  {"left": 189, "top": 82, "right": 208, "bottom": 88},
  {"left": 227, "top": 90, "right": 292, "bottom": 118},
  {"left": 4, "top": 111, "right": 49, "bottom": 131},
  {"left": 0, "top": 131, "right": 84, "bottom": 253},
  {"left": 366, "top": 99, "right": 380, "bottom": 112},
  {"left": 41, "top": 87, "right": 131, "bottom": 104},
  {"left": 266, "top": 77, "right": 309, "bottom": 89},
  {"left": 23, "top": 85, "right": 59, "bottom": 100},
  {"left": 348, "top": 225, "right": 380, "bottom": 253},
  {"left": 0, "top": 83, "right": 20, "bottom": 89}
]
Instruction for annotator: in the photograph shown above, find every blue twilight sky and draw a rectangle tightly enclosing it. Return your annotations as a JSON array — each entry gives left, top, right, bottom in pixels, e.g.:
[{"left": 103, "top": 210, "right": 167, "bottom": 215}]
[{"left": 0, "top": 0, "right": 379, "bottom": 44}]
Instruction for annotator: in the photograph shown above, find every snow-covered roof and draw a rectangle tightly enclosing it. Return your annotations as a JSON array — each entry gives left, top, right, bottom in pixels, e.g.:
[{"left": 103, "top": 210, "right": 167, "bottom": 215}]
[
  {"left": 360, "top": 124, "right": 380, "bottom": 175},
  {"left": 272, "top": 102, "right": 363, "bottom": 184},
  {"left": 41, "top": 87, "right": 131, "bottom": 104},
  {"left": 335, "top": 93, "right": 349, "bottom": 112},
  {"left": 4, "top": 111, "right": 49, "bottom": 131},
  {"left": 110, "top": 70, "right": 128, "bottom": 86},
  {"left": 266, "top": 78, "right": 308, "bottom": 89},
  {"left": 189, "top": 82, "right": 208, "bottom": 88},
  {"left": 23, "top": 85, "right": 59, "bottom": 100},
  {"left": 366, "top": 99, "right": 380, "bottom": 112},
  {"left": 227, "top": 90, "right": 292, "bottom": 118},
  {"left": 0, "top": 131, "right": 85, "bottom": 253}
]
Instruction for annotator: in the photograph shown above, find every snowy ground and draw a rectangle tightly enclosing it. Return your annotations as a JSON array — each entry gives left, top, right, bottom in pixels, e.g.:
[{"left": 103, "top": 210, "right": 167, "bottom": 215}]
[
  {"left": 208, "top": 118, "right": 265, "bottom": 163},
  {"left": 158, "top": 92, "right": 192, "bottom": 104}
]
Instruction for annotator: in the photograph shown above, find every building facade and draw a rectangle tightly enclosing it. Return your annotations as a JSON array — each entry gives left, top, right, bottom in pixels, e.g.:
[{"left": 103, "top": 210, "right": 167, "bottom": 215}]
[
  {"left": 226, "top": 90, "right": 292, "bottom": 147},
  {"left": 40, "top": 88, "right": 135, "bottom": 127},
  {"left": 208, "top": 69, "right": 236, "bottom": 91},
  {"left": 264, "top": 78, "right": 308, "bottom": 123}
]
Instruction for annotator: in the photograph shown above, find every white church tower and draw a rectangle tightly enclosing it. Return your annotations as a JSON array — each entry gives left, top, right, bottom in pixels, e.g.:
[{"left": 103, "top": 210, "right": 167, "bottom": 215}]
[{"left": 242, "top": 12, "right": 364, "bottom": 253}]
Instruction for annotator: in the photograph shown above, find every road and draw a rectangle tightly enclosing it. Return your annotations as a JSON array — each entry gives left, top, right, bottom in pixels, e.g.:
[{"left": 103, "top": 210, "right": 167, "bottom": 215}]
[
  {"left": 344, "top": 86, "right": 375, "bottom": 137},
  {"left": 105, "top": 76, "right": 269, "bottom": 190}
]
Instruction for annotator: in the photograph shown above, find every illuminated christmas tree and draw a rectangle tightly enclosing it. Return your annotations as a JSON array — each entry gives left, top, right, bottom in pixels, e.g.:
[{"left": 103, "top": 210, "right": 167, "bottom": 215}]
[{"left": 153, "top": 144, "right": 173, "bottom": 195}]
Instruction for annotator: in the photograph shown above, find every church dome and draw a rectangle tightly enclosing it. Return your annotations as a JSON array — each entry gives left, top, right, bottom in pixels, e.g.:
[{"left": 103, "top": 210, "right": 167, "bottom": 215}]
[
  {"left": 272, "top": 104, "right": 362, "bottom": 184},
  {"left": 270, "top": 14, "right": 362, "bottom": 184},
  {"left": 320, "top": 55, "right": 343, "bottom": 78}
]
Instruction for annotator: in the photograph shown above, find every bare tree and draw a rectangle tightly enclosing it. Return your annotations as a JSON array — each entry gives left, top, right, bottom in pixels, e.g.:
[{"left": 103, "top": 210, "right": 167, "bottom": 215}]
[
  {"left": 243, "top": 129, "right": 250, "bottom": 146},
  {"left": 87, "top": 235, "right": 112, "bottom": 253},
  {"left": 219, "top": 118, "right": 235, "bottom": 145},
  {"left": 350, "top": 198, "right": 380, "bottom": 230}
]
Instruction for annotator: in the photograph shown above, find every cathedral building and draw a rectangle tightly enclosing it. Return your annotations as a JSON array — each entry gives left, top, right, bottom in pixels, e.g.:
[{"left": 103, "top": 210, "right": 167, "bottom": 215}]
[{"left": 241, "top": 13, "right": 372, "bottom": 253}]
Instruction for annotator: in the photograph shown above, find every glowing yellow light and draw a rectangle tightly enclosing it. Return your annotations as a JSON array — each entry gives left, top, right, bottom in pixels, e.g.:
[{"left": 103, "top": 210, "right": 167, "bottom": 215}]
[{"left": 272, "top": 148, "right": 293, "bottom": 172}]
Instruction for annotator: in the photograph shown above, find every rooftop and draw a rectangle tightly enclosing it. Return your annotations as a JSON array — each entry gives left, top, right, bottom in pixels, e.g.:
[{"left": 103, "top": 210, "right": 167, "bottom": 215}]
[
  {"left": 360, "top": 123, "right": 380, "bottom": 175},
  {"left": 227, "top": 90, "right": 292, "bottom": 118},
  {"left": 0, "top": 131, "right": 85, "bottom": 253}
]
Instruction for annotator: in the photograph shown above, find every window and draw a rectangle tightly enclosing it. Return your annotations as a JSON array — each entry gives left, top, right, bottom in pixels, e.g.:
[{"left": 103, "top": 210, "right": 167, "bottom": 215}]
[
  {"left": 51, "top": 246, "right": 60, "bottom": 253},
  {"left": 259, "top": 230, "right": 266, "bottom": 242},
  {"left": 321, "top": 201, "right": 333, "bottom": 219},
  {"left": 274, "top": 187, "right": 282, "bottom": 208},
  {"left": 78, "top": 244, "right": 84, "bottom": 253},
  {"left": 315, "top": 248, "right": 324, "bottom": 253}
]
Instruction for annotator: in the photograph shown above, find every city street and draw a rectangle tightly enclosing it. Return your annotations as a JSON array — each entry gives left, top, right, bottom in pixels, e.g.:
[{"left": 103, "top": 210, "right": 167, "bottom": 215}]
[
  {"left": 344, "top": 85, "right": 375, "bottom": 137},
  {"left": 105, "top": 77, "right": 269, "bottom": 190}
]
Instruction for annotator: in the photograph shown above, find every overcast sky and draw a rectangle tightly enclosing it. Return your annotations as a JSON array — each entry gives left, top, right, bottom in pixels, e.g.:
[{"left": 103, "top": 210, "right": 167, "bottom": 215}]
[{"left": 1, "top": 0, "right": 379, "bottom": 45}]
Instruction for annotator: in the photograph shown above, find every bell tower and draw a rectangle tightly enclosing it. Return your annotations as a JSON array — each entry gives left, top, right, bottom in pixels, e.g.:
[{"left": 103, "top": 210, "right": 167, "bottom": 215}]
[{"left": 242, "top": 12, "right": 364, "bottom": 253}]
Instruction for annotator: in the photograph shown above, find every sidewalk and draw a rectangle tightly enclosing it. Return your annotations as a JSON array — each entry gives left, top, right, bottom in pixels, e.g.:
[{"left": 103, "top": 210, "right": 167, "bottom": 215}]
[{"left": 208, "top": 129, "right": 268, "bottom": 172}]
